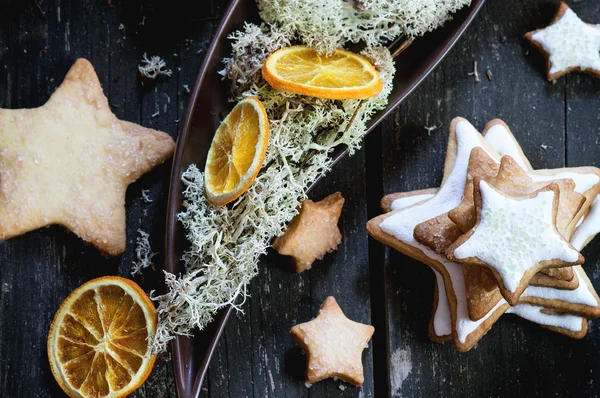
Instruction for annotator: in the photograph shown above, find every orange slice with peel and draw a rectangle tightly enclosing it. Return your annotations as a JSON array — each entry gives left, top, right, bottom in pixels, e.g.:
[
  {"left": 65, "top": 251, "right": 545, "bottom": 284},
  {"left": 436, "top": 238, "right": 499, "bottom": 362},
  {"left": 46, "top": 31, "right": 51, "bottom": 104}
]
[
  {"left": 262, "top": 45, "right": 383, "bottom": 100},
  {"left": 204, "top": 97, "right": 270, "bottom": 206},
  {"left": 47, "top": 276, "right": 156, "bottom": 398}
]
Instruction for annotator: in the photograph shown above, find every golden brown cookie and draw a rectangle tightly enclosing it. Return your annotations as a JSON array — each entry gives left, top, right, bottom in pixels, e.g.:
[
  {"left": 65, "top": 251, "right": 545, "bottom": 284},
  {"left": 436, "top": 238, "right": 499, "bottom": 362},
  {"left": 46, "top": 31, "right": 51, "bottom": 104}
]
[
  {"left": 0, "top": 59, "right": 175, "bottom": 256},
  {"left": 273, "top": 192, "right": 344, "bottom": 273},
  {"left": 290, "top": 296, "right": 374, "bottom": 386}
]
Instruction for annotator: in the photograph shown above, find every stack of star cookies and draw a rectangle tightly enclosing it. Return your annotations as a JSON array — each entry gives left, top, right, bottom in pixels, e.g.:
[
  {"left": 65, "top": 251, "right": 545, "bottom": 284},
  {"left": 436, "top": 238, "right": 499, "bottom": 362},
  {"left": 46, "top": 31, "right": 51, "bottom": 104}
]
[{"left": 367, "top": 117, "right": 600, "bottom": 351}]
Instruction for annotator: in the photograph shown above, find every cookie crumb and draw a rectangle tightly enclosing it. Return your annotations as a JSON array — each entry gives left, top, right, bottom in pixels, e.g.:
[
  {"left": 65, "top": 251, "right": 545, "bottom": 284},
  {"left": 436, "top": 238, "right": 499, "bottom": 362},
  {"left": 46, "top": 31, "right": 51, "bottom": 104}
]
[
  {"left": 138, "top": 53, "right": 172, "bottom": 80},
  {"left": 339, "top": 384, "right": 347, "bottom": 391}
]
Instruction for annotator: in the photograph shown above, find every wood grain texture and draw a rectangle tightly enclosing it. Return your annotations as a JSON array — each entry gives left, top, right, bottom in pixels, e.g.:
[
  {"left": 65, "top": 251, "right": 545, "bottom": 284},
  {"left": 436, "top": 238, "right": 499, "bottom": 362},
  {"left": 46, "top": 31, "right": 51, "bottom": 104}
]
[{"left": 1, "top": 0, "right": 600, "bottom": 397}]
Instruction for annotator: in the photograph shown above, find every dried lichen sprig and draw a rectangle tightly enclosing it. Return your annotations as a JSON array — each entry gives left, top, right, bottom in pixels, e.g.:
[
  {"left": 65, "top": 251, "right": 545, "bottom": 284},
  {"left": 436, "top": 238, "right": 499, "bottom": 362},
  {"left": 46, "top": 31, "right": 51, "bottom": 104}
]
[
  {"left": 258, "top": 0, "right": 472, "bottom": 54},
  {"left": 219, "top": 22, "right": 291, "bottom": 97},
  {"left": 131, "top": 229, "right": 158, "bottom": 277},
  {"left": 138, "top": 53, "right": 173, "bottom": 79},
  {"left": 150, "top": 24, "right": 395, "bottom": 352}
]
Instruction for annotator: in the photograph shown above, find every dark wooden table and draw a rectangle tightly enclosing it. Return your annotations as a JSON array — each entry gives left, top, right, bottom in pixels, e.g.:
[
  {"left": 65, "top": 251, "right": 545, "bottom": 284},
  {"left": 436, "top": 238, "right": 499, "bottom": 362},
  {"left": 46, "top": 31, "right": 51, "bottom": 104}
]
[{"left": 1, "top": 0, "right": 600, "bottom": 397}]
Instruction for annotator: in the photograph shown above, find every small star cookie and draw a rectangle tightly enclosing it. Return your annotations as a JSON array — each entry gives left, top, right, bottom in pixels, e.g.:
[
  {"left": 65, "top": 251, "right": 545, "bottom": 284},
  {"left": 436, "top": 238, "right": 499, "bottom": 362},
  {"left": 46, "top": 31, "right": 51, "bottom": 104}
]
[
  {"left": 290, "top": 296, "right": 374, "bottom": 386},
  {"left": 0, "top": 59, "right": 175, "bottom": 256},
  {"left": 273, "top": 192, "right": 344, "bottom": 273},
  {"left": 525, "top": 2, "right": 600, "bottom": 81},
  {"left": 447, "top": 181, "right": 584, "bottom": 305}
]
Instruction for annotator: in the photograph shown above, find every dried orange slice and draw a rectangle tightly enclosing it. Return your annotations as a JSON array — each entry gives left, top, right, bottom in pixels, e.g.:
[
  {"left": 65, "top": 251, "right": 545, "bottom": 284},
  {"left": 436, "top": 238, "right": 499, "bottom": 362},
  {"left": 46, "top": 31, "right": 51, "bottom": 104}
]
[
  {"left": 262, "top": 45, "right": 383, "bottom": 100},
  {"left": 47, "top": 276, "right": 157, "bottom": 398},
  {"left": 204, "top": 97, "right": 270, "bottom": 206}
]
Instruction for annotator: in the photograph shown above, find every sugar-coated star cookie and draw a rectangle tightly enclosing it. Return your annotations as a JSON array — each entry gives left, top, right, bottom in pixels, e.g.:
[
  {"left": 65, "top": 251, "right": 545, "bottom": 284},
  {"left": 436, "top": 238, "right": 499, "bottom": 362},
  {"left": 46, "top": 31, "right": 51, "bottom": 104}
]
[
  {"left": 525, "top": 2, "right": 600, "bottom": 81},
  {"left": 290, "top": 296, "right": 374, "bottom": 386},
  {"left": 0, "top": 59, "right": 175, "bottom": 256},
  {"left": 447, "top": 181, "right": 584, "bottom": 305},
  {"left": 273, "top": 192, "right": 344, "bottom": 273}
]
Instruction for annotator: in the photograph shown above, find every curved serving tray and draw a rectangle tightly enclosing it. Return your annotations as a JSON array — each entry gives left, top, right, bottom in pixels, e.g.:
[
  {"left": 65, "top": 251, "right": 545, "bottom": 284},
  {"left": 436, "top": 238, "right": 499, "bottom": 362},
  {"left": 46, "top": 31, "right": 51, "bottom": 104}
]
[{"left": 164, "top": 0, "right": 487, "bottom": 396}]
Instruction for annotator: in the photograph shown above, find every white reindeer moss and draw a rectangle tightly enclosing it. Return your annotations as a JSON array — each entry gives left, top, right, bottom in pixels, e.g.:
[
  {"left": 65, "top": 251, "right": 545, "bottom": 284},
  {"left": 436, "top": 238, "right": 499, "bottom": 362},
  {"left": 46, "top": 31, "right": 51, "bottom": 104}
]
[
  {"left": 258, "top": 0, "right": 472, "bottom": 53},
  {"left": 150, "top": 0, "right": 467, "bottom": 352}
]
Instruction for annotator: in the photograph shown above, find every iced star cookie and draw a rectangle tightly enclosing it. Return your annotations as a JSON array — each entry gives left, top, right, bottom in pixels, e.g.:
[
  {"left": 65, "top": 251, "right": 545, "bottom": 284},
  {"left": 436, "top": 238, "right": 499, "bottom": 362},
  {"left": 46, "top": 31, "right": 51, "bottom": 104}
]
[
  {"left": 447, "top": 181, "right": 584, "bottom": 305},
  {"left": 0, "top": 59, "right": 175, "bottom": 256},
  {"left": 390, "top": 189, "right": 589, "bottom": 342},
  {"left": 367, "top": 117, "right": 600, "bottom": 351},
  {"left": 384, "top": 122, "right": 600, "bottom": 324},
  {"left": 444, "top": 151, "right": 587, "bottom": 314},
  {"left": 449, "top": 155, "right": 586, "bottom": 239},
  {"left": 525, "top": 2, "right": 600, "bottom": 81},
  {"left": 290, "top": 296, "right": 374, "bottom": 386},
  {"left": 415, "top": 149, "right": 579, "bottom": 292},
  {"left": 273, "top": 192, "right": 344, "bottom": 273}
]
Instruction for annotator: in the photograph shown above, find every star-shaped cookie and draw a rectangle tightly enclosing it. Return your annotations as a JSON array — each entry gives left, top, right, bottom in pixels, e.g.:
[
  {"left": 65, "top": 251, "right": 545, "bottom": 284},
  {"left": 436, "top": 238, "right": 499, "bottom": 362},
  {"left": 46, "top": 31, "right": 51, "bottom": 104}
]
[
  {"left": 525, "top": 2, "right": 600, "bottom": 81},
  {"left": 367, "top": 117, "right": 600, "bottom": 351},
  {"left": 290, "top": 296, "right": 374, "bottom": 386},
  {"left": 388, "top": 189, "right": 589, "bottom": 342},
  {"left": 273, "top": 192, "right": 344, "bottom": 273},
  {"left": 0, "top": 59, "right": 175, "bottom": 256},
  {"left": 415, "top": 149, "right": 584, "bottom": 319},
  {"left": 447, "top": 181, "right": 584, "bottom": 305}
]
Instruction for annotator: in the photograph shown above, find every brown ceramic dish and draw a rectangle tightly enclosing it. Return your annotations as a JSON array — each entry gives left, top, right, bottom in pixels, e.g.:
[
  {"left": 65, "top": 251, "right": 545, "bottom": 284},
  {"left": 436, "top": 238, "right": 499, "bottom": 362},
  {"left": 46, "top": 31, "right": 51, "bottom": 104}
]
[{"left": 165, "top": 0, "right": 487, "bottom": 396}]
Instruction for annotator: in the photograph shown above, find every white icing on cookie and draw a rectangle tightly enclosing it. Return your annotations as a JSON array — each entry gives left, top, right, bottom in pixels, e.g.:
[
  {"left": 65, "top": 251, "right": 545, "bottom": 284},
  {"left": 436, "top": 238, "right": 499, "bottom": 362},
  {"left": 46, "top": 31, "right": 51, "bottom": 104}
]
[
  {"left": 531, "top": 8, "right": 600, "bottom": 75},
  {"left": 390, "top": 193, "right": 435, "bottom": 211},
  {"left": 506, "top": 303, "right": 583, "bottom": 332},
  {"left": 484, "top": 123, "right": 600, "bottom": 193},
  {"left": 571, "top": 196, "right": 600, "bottom": 251},
  {"left": 484, "top": 124, "right": 530, "bottom": 170},
  {"left": 432, "top": 269, "right": 452, "bottom": 337},
  {"left": 381, "top": 120, "right": 504, "bottom": 344},
  {"left": 453, "top": 181, "right": 580, "bottom": 293},
  {"left": 530, "top": 172, "right": 600, "bottom": 195},
  {"left": 524, "top": 266, "right": 596, "bottom": 306}
]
